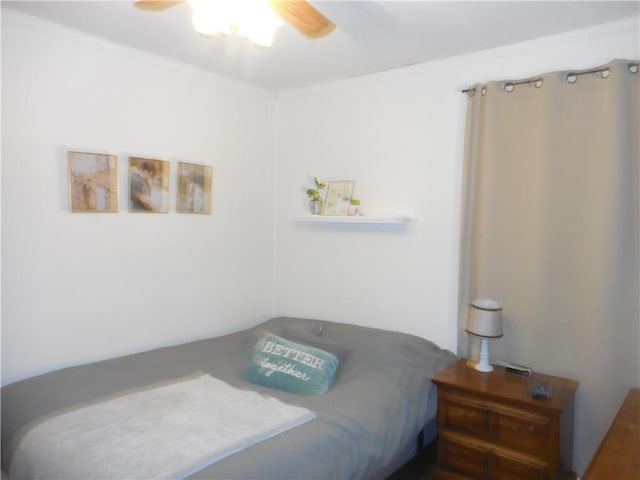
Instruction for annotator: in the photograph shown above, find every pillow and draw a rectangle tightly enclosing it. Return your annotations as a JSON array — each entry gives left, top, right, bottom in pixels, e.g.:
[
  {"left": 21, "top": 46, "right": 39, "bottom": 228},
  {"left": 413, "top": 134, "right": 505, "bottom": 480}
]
[
  {"left": 278, "top": 327, "right": 349, "bottom": 363},
  {"left": 245, "top": 320, "right": 321, "bottom": 348},
  {"left": 243, "top": 333, "right": 339, "bottom": 395}
]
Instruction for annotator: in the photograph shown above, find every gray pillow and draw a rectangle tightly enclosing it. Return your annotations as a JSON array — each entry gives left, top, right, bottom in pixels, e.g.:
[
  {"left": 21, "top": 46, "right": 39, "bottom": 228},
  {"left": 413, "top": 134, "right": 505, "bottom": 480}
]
[
  {"left": 279, "top": 327, "right": 349, "bottom": 363},
  {"left": 246, "top": 319, "right": 349, "bottom": 362}
]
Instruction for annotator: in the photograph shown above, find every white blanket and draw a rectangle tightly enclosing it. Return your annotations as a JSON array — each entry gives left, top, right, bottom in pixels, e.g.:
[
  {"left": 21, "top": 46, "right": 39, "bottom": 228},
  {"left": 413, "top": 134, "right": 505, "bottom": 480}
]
[{"left": 10, "top": 373, "right": 315, "bottom": 479}]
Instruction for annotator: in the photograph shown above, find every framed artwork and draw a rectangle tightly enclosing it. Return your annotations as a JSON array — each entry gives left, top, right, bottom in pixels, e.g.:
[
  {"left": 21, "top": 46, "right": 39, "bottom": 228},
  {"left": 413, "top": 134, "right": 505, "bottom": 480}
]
[
  {"left": 176, "top": 162, "right": 213, "bottom": 214},
  {"left": 128, "top": 157, "right": 170, "bottom": 213},
  {"left": 323, "top": 181, "right": 355, "bottom": 216},
  {"left": 68, "top": 151, "right": 118, "bottom": 213}
]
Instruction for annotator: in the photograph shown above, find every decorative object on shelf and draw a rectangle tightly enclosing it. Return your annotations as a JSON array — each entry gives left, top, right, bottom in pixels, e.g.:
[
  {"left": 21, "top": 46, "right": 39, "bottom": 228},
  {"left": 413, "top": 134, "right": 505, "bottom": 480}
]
[
  {"left": 176, "top": 162, "right": 214, "bottom": 214},
  {"left": 348, "top": 199, "right": 362, "bottom": 216},
  {"left": 128, "top": 157, "right": 170, "bottom": 213},
  {"left": 466, "top": 299, "right": 503, "bottom": 372},
  {"left": 306, "top": 176, "right": 326, "bottom": 215},
  {"left": 68, "top": 151, "right": 119, "bottom": 213},
  {"left": 323, "top": 181, "right": 355, "bottom": 216}
]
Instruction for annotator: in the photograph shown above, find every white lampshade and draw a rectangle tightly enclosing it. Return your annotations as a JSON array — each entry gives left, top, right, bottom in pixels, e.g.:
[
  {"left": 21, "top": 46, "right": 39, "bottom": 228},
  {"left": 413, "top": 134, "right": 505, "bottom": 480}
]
[
  {"left": 466, "top": 299, "right": 503, "bottom": 338},
  {"left": 466, "top": 299, "right": 503, "bottom": 372}
]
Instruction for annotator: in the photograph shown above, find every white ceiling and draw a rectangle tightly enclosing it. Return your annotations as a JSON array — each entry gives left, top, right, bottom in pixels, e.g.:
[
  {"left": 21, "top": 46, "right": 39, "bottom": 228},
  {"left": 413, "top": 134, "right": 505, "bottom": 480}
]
[{"left": 4, "top": 1, "right": 639, "bottom": 91}]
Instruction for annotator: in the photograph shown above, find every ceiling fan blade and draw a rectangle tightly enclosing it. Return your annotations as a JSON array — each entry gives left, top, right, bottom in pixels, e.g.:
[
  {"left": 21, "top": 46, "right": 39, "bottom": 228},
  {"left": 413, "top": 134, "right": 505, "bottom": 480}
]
[
  {"left": 134, "top": 1, "right": 182, "bottom": 12},
  {"left": 268, "top": 0, "right": 335, "bottom": 39}
]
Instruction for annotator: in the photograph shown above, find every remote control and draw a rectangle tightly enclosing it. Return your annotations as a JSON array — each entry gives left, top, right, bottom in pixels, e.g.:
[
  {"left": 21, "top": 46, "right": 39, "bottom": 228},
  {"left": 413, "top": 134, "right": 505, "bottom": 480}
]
[{"left": 530, "top": 379, "right": 552, "bottom": 399}]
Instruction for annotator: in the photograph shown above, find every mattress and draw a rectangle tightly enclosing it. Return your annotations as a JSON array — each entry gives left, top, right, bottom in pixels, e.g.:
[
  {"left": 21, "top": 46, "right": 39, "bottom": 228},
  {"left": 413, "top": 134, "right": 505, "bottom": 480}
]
[{"left": 1, "top": 316, "right": 456, "bottom": 479}]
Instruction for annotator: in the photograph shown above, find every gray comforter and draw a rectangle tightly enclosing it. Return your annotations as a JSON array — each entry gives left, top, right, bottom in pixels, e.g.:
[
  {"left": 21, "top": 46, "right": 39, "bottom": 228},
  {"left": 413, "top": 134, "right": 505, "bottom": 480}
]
[{"left": 2, "top": 316, "right": 455, "bottom": 479}]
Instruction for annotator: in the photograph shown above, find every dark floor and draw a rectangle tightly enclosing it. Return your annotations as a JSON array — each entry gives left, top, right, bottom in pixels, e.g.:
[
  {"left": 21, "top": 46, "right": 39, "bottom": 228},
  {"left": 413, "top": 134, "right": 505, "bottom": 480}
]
[
  {"left": 390, "top": 453, "right": 577, "bottom": 480},
  {"left": 387, "top": 443, "right": 441, "bottom": 480},
  {"left": 386, "top": 443, "right": 470, "bottom": 480}
]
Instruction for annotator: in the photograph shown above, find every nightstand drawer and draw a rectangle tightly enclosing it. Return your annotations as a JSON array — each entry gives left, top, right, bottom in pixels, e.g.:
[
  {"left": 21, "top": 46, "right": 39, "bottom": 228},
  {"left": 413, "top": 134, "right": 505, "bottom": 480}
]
[
  {"left": 492, "top": 407, "right": 551, "bottom": 456},
  {"left": 439, "top": 393, "right": 489, "bottom": 439},
  {"left": 492, "top": 452, "right": 550, "bottom": 480},
  {"left": 438, "top": 434, "right": 488, "bottom": 478}
]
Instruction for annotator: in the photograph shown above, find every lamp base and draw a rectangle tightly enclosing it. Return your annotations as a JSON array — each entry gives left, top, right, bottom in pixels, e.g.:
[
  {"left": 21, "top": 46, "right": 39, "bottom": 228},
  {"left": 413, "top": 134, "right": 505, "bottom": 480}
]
[
  {"left": 474, "top": 338, "right": 494, "bottom": 372},
  {"left": 474, "top": 361, "right": 494, "bottom": 372}
]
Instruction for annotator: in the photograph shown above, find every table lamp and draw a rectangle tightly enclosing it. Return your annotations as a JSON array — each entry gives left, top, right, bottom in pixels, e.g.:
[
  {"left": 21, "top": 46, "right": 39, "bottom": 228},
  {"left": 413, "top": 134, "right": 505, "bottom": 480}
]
[{"left": 466, "top": 299, "right": 503, "bottom": 372}]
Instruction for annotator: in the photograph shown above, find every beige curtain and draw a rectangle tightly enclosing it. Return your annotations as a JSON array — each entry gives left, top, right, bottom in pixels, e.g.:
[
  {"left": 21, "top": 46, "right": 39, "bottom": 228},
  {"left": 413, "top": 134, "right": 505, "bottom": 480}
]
[{"left": 459, "top": 59, "right": 639, "bottom": 475}]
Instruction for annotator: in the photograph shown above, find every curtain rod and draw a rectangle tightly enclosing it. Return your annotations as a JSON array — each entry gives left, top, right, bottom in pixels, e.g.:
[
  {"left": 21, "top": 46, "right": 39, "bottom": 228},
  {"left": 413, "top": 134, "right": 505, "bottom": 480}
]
[{"left": 461, "top": 62, "right": 639, "bottom": 95}]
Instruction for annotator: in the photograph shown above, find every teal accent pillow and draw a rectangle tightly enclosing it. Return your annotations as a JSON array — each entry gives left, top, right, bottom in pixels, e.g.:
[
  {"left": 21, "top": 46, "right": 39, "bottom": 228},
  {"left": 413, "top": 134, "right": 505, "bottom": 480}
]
[{"left": 243, "top": 333, "right": 339, "bottom": 395}]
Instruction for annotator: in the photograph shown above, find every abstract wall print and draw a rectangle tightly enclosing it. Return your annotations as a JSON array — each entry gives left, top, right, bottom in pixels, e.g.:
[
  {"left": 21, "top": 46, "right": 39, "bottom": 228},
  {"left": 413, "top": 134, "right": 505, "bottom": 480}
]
[
  {"left": 128, "top": 157, "right": 170, "bottom": 213},
  {"left": 68, "top": 151, "right": 118, "bottom": 213},
  {"left": 176, "top": 162, "right": 213, "bottom": 214}
]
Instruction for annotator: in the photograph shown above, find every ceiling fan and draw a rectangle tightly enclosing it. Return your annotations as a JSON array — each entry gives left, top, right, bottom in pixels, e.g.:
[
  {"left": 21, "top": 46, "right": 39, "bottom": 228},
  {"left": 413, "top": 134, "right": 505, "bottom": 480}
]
[{"left": 134, "top": 0, "right": 335, "bottom": 45}]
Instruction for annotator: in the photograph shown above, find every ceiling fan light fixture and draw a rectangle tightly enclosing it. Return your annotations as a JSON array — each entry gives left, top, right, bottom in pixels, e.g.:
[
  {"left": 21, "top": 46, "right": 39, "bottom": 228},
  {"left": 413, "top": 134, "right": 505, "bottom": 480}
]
[
  {"left": 237, "top": 7, "right": 283, "bottom": 47},
  {"left": 189, "top": 0, "right": 232, "bottom": 36},
  {"left": 241, "top": 25, "right": 277, "bottom": 48},
  {"left": 188, "top": 0, "right": 283, "bottom": 46},
  {"left": 191, "top": 14, "right": 230, "bottom": 36}
]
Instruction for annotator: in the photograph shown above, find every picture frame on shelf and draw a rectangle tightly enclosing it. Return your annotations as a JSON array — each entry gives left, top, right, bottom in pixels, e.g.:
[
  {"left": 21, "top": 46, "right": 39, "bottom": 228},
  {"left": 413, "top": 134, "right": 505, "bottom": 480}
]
[
  {"left": 323, "top": 181, "right": 355, "bottom": 216},
  {"left": 128, "top": 156, "right": 170, "bottom": 213},
  {"left": 68, "top": 151, "right": 118, "bottom": 213},
  {"left": 176, "top": 161, "right": 213, "bottom": 214}
]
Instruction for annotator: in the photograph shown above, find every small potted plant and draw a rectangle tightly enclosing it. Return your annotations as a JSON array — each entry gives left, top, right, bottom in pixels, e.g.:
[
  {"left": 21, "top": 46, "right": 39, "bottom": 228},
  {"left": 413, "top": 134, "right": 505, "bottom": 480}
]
[{"left": 306, "top": 176, "right": 326, "bottom": 215}]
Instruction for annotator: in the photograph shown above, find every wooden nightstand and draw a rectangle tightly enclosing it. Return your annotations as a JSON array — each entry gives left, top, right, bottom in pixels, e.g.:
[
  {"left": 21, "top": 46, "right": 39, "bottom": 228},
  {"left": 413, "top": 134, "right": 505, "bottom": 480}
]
[{"left": 431, "top": 359, "right": 578, "bottom": 480}]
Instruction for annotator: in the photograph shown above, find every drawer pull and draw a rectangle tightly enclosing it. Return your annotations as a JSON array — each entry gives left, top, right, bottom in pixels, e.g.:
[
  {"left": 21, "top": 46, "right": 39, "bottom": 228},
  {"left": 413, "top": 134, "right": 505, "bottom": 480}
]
[{"left": 510, "top": 423, "right": 537, "bottom": 433}]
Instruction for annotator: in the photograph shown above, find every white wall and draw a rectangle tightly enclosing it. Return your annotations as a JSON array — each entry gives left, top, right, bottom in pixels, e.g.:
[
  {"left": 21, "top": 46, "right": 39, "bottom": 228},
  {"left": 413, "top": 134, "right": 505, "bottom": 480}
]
[
  {"left": 1, "top": 9, "right": 277, "bottom": 385},
  {"left": 274, "top": 17, "right": 639, "bottom": 475},
  {"left": 274, "top": 71, "right": 464, "bottom": 351}
]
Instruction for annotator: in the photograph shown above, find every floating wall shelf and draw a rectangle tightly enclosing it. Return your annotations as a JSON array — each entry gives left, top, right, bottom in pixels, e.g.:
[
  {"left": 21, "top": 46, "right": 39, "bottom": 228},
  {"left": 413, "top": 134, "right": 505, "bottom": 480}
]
[{"left": 294, "top": 214, "right": 414, "bottom": 225}]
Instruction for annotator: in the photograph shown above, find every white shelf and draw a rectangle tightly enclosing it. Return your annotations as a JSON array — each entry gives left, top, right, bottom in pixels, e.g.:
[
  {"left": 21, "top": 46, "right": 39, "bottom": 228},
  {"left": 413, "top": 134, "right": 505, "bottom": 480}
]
[{"left": 294, "top": 214, "right": 414, "bottom": 225}]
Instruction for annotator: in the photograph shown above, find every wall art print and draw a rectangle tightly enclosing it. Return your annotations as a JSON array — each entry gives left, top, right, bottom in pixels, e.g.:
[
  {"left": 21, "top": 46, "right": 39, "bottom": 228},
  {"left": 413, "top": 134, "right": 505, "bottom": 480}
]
[
  {"left": 68, "top": 151, "right": 118, "bottom": 213},
  {"left": 128, "top": 156, "right": 170, "bottom": 213},
  {"left": 176, "top": 161, "right": 213, "bottom": 214}
]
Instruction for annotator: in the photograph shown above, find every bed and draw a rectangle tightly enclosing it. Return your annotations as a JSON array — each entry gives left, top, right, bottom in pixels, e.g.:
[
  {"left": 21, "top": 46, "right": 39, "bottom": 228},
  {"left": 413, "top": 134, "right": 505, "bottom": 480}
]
[{"left": 1, "top": 316, "right": 456, "bottom": 479}]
